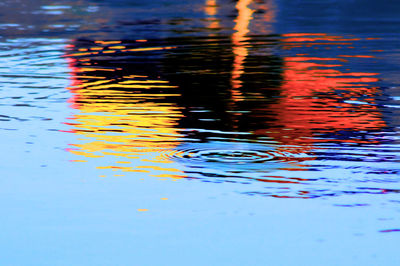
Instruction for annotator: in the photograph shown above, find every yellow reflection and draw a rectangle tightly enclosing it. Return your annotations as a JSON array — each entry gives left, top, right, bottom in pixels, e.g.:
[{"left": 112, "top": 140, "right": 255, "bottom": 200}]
[
  {"left": 150, "top": 174, "right": 186, "bottom": 180},
  {"left": 95, "top": 40, "right": 121, "bottom": 45},
  {"left": 66, "top": 49, "right": 186, "bottom": 179},
  {"left": 67, "top": 46, "right": 176, "bottom": 57}
]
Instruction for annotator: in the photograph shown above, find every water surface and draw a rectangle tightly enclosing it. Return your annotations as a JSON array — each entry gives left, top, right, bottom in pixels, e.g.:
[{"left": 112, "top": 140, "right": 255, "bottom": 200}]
[{"left": 1, "top": 0, "right": 400, "bottom": 265}]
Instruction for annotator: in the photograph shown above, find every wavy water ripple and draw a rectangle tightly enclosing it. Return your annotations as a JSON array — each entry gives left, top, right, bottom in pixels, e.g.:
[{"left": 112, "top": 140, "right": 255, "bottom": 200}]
[
  {"left": 0, "top": 0, "right": 398, "bottom": 203},
  {"left": 1, "top": 1, "right": 400, "bottom": 265},
  {"left": 0, "top": 39, "right": 71, "bottom": 130},
  {"left": 58, "top": 31, "right": 400, "bottom": 199}
]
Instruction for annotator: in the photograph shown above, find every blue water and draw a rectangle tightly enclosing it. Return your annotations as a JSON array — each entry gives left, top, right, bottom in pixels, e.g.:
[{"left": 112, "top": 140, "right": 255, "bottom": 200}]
[{"left": 0, "top": 0, "right": 400, "bottom": 265}]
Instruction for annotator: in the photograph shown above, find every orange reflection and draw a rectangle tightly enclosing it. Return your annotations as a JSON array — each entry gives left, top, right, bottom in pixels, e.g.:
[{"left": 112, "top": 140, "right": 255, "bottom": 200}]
[
  {"left": 205, "top": 0, "right": 220, "bottom": 31},
  {"left": 231, "top": 0, "right": 254, "bottom": 93},
  {"left": 205, "top": 0, "right": 218, "bottom": 16},
  {"left": 263, "top": 34, "right": 386, "bottom": 150}
]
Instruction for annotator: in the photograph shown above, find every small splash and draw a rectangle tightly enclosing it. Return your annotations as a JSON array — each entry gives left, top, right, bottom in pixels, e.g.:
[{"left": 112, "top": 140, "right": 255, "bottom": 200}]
[
  {"left": 183, "top": 149, "right": 274, "bottom": 163},
  {"left": 157, "top": 143, "right": 310, "bottom": 165}
]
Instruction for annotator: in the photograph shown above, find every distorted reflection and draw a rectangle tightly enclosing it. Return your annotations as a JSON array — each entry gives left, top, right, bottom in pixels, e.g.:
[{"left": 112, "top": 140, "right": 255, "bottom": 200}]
[
  {"left": 65, "top": 0, "right": 395, "bottom": 198},
  {"left": 231, "top": 0, "right": 254, "bottom": 91},
  {"left": 204, "top": 0, "right": 220, "bottom": 32},
  {"left": 66, "top": 42, "right": 186, "bottom": 179},
  {"left": 267, "top": 33, "right": 385, "bottom": 149}
]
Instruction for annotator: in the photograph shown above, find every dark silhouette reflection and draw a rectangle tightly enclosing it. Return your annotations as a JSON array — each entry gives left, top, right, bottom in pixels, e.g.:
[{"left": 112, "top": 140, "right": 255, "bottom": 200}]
[
  {"left": 66, "top": 34, "right": 286, "bottom": 140},
  {"left": 66, "top": 0, "right": 284, "bottom": 142},
  {"left": 162, "top": 35, "right": 283, "bottom": 137}
]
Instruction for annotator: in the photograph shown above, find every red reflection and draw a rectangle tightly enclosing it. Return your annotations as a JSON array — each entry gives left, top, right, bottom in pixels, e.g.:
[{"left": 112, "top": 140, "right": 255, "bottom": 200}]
[{"left": 263, "top": 34, "right": 385, "bottom": 150}]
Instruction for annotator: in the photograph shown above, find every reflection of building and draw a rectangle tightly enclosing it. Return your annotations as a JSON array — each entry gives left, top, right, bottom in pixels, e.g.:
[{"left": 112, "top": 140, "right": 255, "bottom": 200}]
[{"left": 64, "top": 0, "right": 386, "bottom": 196}]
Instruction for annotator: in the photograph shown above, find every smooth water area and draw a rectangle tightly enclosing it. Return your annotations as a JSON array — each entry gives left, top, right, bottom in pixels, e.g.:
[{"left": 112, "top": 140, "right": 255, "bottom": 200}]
[{"left": 1, "top": 0, "right": 400, "bottom": 265}]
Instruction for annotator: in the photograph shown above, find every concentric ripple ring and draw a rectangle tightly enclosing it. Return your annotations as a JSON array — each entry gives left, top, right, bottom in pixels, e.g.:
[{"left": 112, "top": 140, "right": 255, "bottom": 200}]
[{"left": 162, "top": 149, "right": 276, "bottom": 163}]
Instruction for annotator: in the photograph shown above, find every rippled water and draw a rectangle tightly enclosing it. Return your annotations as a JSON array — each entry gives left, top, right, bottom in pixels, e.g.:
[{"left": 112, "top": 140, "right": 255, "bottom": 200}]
[
  {"left": 1, "top": 0, "right": 400, "bottom": 265},
  {"left": 64, "top": 33, "right": 400, "bottom": 199}
]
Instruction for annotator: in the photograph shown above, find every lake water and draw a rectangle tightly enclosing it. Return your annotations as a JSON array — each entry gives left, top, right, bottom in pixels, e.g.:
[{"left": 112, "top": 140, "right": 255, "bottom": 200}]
[{"left": 1, "top": 0, "right": 400, "bottom": 265}]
